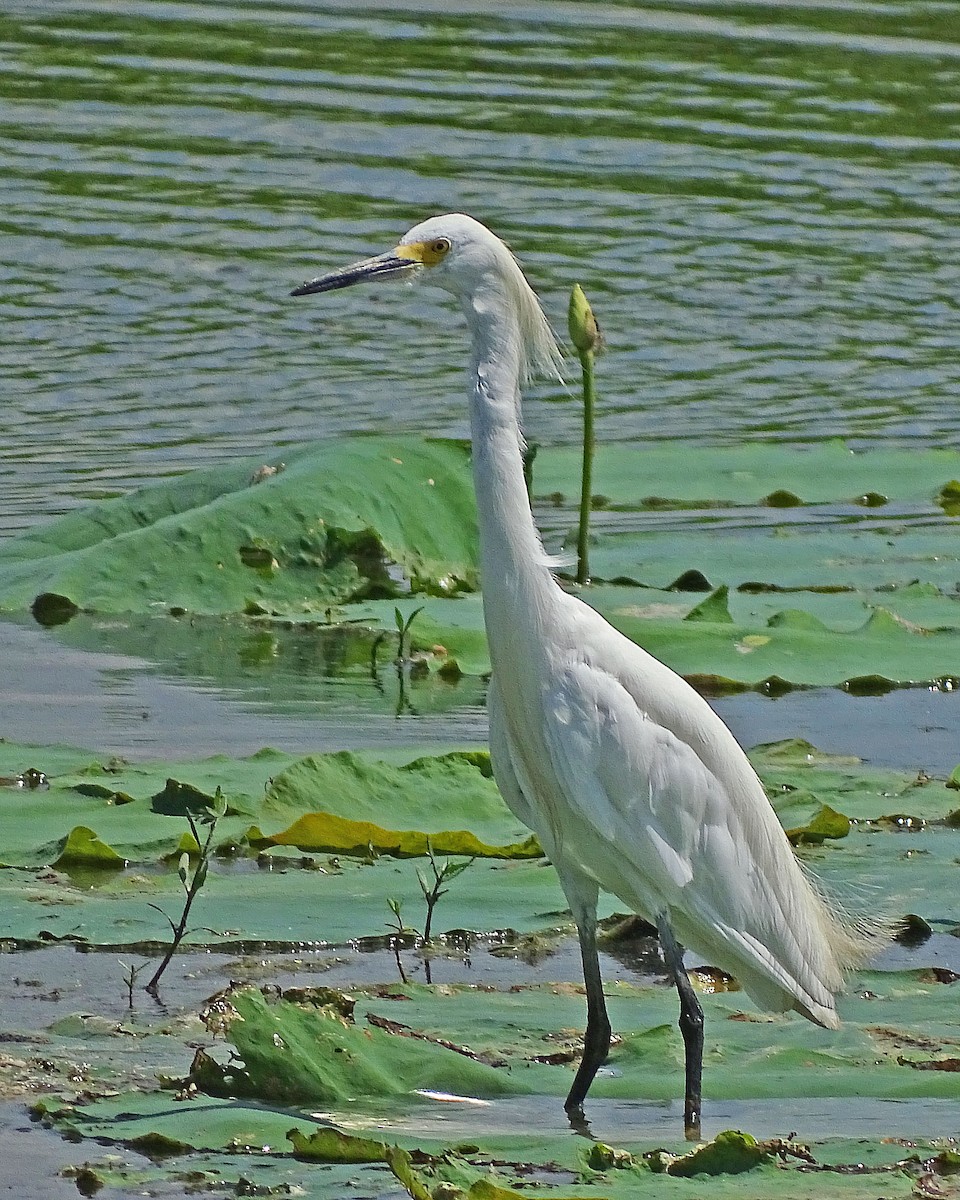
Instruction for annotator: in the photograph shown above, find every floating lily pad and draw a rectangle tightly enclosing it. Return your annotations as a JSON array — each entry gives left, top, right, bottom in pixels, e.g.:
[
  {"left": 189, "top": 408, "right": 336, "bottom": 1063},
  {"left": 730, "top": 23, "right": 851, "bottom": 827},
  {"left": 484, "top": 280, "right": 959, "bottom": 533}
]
[
  {"left": 353, "top": 591, "right": 960, "bottom": 689},
  {"left": 785, "top": 804, "right": 850, "bottom": 846},
  {"left": 585, "top": 526, "right": 960, "bottom": 596},
  {"left": 654, "top": 1128, "right": 772, "bottom": 1176},
  {"left": 247, "top": 810, "right": 540, "bottom": 860},
  {"left": 532, "top": 444, "right": 960, "bottom": 510},
  {"left": 263, "top": 751, "right": 527, "bottom": 851},
  {"left": 0, "top": 438, "right": 479, "bottom": 615},
  {"left": 1, "top": 738, "right": 958, "bottom": 952},
  {"left": 287, "top": 1126, "right": 390, "bottom": 1163},
  {"left": 193, "top": 985, "right": 527, "bottom": 1104}
]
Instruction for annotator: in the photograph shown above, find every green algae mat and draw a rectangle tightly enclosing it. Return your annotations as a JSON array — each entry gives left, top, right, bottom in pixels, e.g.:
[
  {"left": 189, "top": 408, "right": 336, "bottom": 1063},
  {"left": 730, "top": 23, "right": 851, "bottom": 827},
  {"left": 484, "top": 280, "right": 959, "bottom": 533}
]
[{"left": 3, "top": 736, "right": 960, "bottom": 1198}]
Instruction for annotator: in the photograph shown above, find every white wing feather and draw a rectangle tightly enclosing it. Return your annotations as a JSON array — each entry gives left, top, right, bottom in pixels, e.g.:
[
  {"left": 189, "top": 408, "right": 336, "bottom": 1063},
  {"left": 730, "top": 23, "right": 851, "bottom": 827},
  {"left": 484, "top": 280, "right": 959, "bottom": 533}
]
[{"left": 494, "top": 594, "right": 856, "bottom": 1027}]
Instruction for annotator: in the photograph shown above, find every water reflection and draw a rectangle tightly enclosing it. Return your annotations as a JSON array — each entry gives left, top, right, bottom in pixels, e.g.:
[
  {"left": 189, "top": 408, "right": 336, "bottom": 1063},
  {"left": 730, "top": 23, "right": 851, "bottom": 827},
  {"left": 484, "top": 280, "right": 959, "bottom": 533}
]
[
  {"left": 0, "top": 615, "right": 488, "bottom": 759},
  {"left": 0, "top": 614, "right": 956, "bottom": 772}
]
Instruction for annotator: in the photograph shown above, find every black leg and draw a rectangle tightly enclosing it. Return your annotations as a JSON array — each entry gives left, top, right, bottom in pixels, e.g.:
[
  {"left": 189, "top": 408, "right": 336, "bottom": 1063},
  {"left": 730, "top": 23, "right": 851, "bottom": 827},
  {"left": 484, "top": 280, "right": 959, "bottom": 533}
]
[
  {"left": 564, "top": 901, "right": 612, "bottom": 1113},
  {"left": 657, "top": 914, "right": 703, "bottom": 1139}
]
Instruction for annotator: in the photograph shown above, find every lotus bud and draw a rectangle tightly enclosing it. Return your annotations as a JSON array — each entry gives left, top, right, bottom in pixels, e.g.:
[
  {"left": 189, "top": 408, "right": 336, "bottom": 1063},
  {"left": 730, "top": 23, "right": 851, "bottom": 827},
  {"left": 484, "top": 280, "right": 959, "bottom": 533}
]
[{"left": 568, "top": 284, "right": 602, "bottom": 356}]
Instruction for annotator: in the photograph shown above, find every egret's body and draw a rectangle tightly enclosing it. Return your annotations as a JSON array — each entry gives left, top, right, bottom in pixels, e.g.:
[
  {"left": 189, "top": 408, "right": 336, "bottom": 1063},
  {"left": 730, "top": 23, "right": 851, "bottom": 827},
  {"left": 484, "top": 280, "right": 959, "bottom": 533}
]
[{"left": 293, "top": 214, "right": 866, "bottom": 1133}]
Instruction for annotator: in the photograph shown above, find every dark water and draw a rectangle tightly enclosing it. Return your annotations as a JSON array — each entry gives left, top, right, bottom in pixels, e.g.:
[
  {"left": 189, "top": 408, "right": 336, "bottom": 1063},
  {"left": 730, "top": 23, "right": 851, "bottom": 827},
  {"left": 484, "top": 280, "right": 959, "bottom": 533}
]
[{"left": 3, "top": 0, "right": 960, "bottom": 538}]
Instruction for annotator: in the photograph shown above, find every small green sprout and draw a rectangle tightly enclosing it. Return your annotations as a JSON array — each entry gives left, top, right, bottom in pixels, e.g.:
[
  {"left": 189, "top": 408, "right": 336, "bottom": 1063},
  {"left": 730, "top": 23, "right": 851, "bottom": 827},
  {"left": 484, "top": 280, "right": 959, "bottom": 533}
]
[
  {"left": 386, "top": 897, "right": 413, "bottom": 985},
  {"left": 144, "top": 787, "right": 227, "bottom": 995},
  {"left": 394, "top": 605, "right": 425, "bottom": 662},
  {"left": 417, "top": 841, "right": 474, "bottom": 944}
]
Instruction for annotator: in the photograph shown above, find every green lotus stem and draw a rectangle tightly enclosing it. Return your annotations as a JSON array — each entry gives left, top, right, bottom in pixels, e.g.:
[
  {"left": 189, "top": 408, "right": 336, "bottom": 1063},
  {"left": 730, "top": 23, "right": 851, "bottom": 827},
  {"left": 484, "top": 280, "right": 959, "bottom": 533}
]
[
  {"left": 576, "top": 352, "right": 595, "bottom": 584},
  {"left": 569, "top": 284, "right": 601, "bottom": 585}
]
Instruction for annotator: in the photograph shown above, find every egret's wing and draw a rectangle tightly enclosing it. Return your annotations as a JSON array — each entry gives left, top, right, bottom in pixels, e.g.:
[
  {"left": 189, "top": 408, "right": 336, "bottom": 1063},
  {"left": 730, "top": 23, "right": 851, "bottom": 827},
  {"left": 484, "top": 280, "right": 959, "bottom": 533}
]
[
  {"left": 534, "top": 659, "right": 747, "bottom": 906},
  {"left": 528, "top": 658, "right": 841, "bottom": 1020}
]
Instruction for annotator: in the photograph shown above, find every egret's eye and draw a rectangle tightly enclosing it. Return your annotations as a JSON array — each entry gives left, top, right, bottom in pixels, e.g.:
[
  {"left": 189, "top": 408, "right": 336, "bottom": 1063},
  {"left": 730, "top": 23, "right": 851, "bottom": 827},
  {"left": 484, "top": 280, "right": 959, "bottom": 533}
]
[{"left": 432, "top": 238, "right": 451, "bottom": 254}]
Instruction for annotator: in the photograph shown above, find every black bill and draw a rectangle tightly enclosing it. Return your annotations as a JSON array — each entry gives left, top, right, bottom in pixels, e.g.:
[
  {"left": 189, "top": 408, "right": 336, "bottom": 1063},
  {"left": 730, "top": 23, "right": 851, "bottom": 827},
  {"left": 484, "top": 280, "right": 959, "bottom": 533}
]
[{"left": 291, "top": 252, "right": 418, "bottom": 297}]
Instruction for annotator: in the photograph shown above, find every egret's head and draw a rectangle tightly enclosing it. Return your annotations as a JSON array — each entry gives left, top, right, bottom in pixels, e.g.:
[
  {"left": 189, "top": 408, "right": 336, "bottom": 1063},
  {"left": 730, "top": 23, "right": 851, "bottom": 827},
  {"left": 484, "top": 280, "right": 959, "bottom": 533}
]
[
  {"left": 292, "top": 214, "right": 499, "bottom": 298},
  {"left": 292, "top": 213, "right": 563, "bottom": 382}
]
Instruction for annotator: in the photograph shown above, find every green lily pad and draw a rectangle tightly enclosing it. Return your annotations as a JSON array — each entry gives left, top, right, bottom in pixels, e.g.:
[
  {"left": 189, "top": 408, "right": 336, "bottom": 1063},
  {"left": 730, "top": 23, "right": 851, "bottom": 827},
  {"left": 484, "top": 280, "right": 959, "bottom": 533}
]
[
  {"left": 0, "top": 438, "right": 478, "bottom": 615},
  {"left": 656, "top": 1129, "right": 772, "bottom": 1176},
  {"left": 357, "top": 591, "right": 960, "bottom": 688},
  {"left": 51, "top": 825, "right": 127, "bottom": 869},
  {"left": 532, "top": 443, "right": 960, "bottom": 510},
  {"left": 585, "top": 526, "right": 960, "bottom": 595},
  {"left": 785, "top": 805, "right": 851, "bottom": 846},
  {"left": 263, "top": 751, "right": 527, "bottom": 850},
  {"left": 193, "top": 985, "right": 526, "bottom": 1104},
  {"left": 286, "top": 1126, "right": 389, "bottom": 1163},
  {"left": 1, "top": 737, "right": 958, "bottom": 952}
]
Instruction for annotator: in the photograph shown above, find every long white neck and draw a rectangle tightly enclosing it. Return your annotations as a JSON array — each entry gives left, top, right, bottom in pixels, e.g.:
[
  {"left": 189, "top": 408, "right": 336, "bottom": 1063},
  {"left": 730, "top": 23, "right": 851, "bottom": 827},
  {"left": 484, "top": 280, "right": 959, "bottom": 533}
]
[{"left": 460, "top": 285, "right": 557, "bottom": 663}]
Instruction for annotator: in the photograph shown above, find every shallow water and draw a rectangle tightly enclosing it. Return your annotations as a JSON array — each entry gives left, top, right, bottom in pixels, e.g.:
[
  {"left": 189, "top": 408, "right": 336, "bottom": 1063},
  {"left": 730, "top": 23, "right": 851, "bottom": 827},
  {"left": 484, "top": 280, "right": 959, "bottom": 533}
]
[
  {"left": 345, "top": 1093, "right": 960, "bottom": 1143},
  {"left": 2, "top": 935, "right": 957, "bottom": 1198},
  {"left": 3, "top": 614, "right": 959, "bottom": 771}
]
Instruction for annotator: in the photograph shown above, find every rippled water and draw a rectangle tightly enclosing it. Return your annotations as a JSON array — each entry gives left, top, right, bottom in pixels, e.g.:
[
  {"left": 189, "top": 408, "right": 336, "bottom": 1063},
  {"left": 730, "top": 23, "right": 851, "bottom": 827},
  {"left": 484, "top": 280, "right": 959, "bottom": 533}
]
[{"left": 4, "top": 0, "right": 960, "bottom": 537}]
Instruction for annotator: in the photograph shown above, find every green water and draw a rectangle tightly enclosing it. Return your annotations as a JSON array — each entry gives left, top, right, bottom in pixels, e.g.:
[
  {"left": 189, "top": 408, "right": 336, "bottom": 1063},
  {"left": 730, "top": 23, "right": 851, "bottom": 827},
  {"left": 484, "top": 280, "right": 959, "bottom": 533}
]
[{"left": 4, "top": 0, "right": 960, "bottom": 538}]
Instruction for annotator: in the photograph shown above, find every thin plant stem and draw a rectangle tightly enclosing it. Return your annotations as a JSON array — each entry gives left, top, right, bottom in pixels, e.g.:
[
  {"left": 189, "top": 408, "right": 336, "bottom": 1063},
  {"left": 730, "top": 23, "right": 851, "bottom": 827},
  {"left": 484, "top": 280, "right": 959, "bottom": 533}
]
[
  {"left": 144, "top": 808, "right": 220, "bottom": 995},
  {"left": 569, "top": 283, "right": 601, "bottom": 586},
  {"left": 576, "top": 349, "right": 595, "bottom": 585},
  {"left": 416, "top": 844, "right": 473, "bottom": 985},
  {"left": 119, "top": 959, "right": 147, "bottom": 1008},
  {"left": 393, "top": 939, "right": 409, "bottom": 985},
  {"left": 386, "top": 898, "right": 411, "bottom": 985}
]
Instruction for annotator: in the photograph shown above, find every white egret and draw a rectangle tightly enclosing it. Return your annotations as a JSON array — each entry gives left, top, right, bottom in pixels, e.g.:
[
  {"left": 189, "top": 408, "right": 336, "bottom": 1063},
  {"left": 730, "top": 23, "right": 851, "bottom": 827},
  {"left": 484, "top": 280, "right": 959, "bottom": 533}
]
[{"left": 292, "top": 214, "right": 868, "bottom": 1134}]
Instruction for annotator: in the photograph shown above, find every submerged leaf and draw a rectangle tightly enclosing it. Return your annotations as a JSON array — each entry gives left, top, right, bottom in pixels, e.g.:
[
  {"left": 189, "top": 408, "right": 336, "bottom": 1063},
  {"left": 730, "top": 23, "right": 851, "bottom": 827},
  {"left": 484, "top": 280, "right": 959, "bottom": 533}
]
[
  {"left": 936, "top": 480, "right": 960, "bottom": 515},
  {"left": 287, "top": 1126, "right": 389, "bottom": 1163}
]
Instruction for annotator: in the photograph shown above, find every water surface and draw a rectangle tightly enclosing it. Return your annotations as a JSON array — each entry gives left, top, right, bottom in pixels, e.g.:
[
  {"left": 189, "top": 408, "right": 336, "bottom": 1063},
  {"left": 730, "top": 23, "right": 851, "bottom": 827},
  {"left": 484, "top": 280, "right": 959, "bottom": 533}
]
[{"left": 3, "top": 0, "right": 959, "bottom": 536}]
